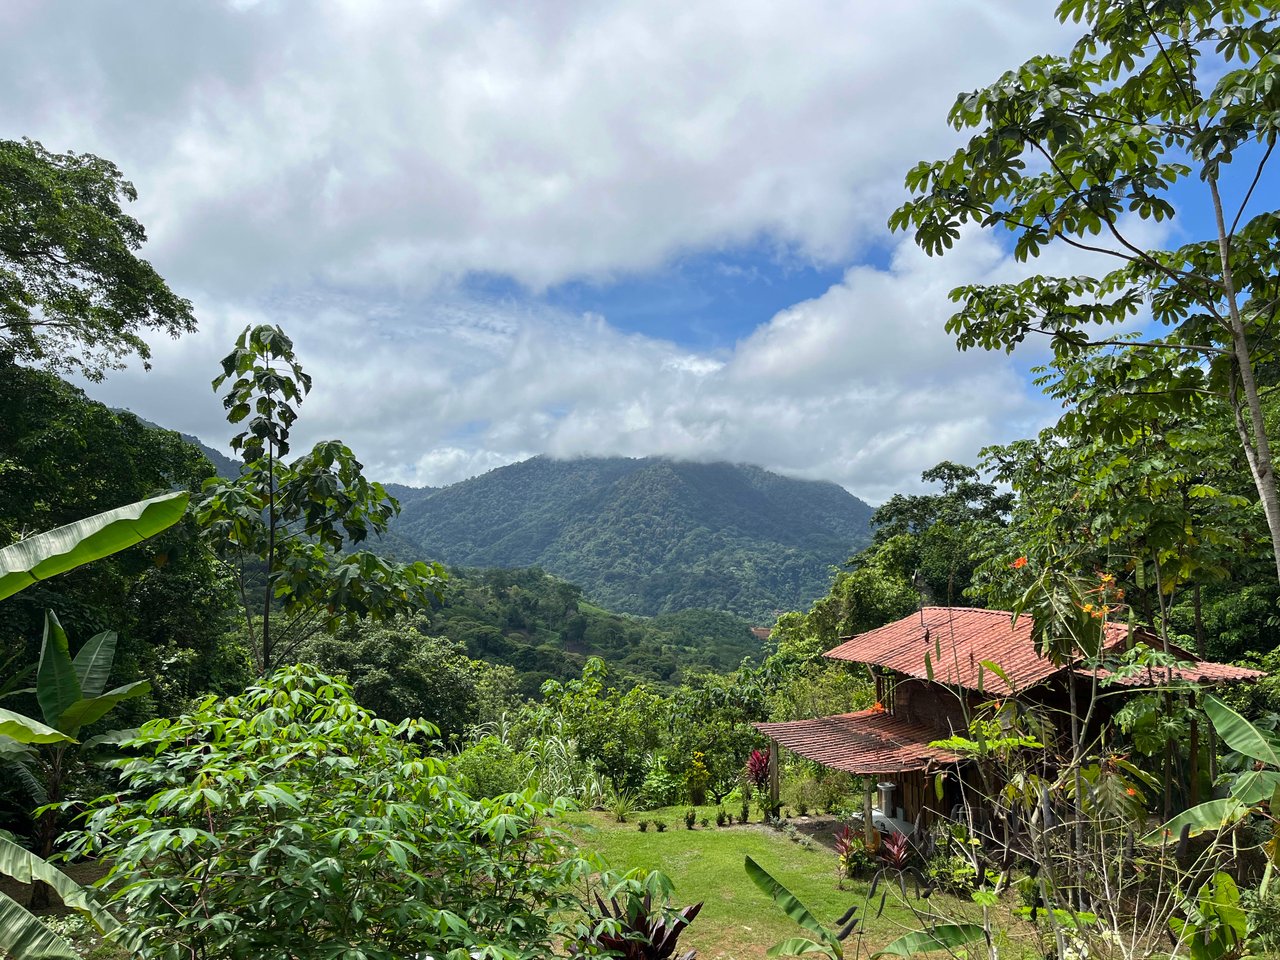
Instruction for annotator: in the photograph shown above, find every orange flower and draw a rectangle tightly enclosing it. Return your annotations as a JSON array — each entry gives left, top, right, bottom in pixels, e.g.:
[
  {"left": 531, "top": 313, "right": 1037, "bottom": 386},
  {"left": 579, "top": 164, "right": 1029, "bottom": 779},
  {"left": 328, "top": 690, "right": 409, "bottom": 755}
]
[
  {"left": 871, "top": 702, "right": 886, "bottom": 714},
  {"left": 1126, "top": 787, "right": 1137, "bottom": 797},
  {"left": 1011, "top": 556, "right": 1028, "bottom": 569}
]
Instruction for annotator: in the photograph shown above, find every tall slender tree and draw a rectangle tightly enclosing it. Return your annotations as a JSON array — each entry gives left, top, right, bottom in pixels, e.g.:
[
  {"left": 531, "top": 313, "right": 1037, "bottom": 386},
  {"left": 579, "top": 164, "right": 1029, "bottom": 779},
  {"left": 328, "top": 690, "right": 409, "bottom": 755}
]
[{"left": 891, "top": 0, "right": 1280, "bottom": 581}]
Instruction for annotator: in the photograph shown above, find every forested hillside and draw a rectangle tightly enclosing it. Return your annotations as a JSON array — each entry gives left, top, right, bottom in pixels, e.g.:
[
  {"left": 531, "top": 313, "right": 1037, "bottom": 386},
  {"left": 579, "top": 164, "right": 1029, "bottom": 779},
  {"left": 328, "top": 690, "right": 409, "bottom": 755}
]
[
  {"left": 390, "top": 455, "right": 874, "bottom": 619},
  {"left": 422, "top": 566, "right": 761, "bottom": 696}
]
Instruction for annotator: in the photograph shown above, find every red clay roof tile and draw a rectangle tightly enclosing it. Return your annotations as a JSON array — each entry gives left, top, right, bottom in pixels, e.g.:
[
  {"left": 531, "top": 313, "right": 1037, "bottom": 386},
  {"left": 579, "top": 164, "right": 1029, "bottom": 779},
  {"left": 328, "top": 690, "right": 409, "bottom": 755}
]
[
  {"left": 753, "top": 709, "right": 962, "bottom": 774},
  {"left": 824, "top": 607, "right": 1261, "bottom": 694}
]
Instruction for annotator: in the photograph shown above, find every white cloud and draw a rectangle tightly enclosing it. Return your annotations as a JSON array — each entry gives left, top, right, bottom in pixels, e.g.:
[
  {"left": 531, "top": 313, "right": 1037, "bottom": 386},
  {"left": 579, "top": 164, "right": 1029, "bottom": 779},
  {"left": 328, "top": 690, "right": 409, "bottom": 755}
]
[
  {"left": 0, "top": 1, "right": 1071, "bottom": 295},
  {"left": 79, "top": 227, "right": 1065, "bottom": 502},
  {"left": 2, "top": 1, "right": 1100, "bottom": 500}
]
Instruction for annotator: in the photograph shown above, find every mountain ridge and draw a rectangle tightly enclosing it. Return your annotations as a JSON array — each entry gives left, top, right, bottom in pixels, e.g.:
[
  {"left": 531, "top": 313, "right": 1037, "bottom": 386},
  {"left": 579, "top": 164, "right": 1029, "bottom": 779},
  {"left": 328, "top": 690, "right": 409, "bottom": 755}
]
[{"left": 388, "top": 454, "right": 873, "bottom": 620}]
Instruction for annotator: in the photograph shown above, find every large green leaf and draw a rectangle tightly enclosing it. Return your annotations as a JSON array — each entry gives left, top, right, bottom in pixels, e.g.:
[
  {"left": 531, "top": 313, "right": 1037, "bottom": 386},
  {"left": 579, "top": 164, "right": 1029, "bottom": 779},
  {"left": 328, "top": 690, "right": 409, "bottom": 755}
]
[
  {"left": 872, "top": 924, "right": 987, "bottom": 958},
  {"left": 71, "top": 630, "right": 117, "bottom": 699},
  {"left": 0, "top": 708, "right": 73, "bottom": 745},
  {"left": 746, "top": 856, "right": 840, "bottom": 956},
  {"left": 0, "top": 888, "right": 79, "bottom": 960},
  {"left": 0, "top": 491, "right": 189, "bottom": 601},
  {"left": 1230, "top": 770, "right": 1280, "bottom": 806},
  {"left": 768, "top": 938, "right": 841, "bottom": 958},
  {"left": 0, "top": 834, "right": 120, "bottom": 937},
  {"left": 57, "top": 680, "right": 151, "bottom": 738},
  {"left": 1204, "top": 696, "right": 1280, "bottom": 767},
  {"left": 1143, "top": 797, "right": 1250, "bottom": 844},
  {"left": 36, "top": 612, "right": 80, "bottom": 731}
]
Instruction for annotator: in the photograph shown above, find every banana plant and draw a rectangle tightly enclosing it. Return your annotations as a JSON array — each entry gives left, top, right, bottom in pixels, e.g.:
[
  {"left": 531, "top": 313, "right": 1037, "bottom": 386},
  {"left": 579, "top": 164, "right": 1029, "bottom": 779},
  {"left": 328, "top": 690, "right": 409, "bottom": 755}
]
[
  {"left": 0, "top": 492, "right": 186, "bottom": 955},
  {"left": 0, "top": 490, "right": 188, "bottom": 602},
  {"left": 1144, "top": 696, "right": 1280, "bottom": 894},
  {"left": 746, "top": 856, "right": 987, "bottom": 959},
  {"left": 0, "top": 830, "right": 121, "bottom": 960}
]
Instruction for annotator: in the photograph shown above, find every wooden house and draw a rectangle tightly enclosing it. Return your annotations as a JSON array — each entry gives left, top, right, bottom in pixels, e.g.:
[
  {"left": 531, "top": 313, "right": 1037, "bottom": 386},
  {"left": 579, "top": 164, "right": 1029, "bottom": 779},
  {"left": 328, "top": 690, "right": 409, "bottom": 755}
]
[{"left": 755, "top": 606, "right": 1264, "bottom": 828}]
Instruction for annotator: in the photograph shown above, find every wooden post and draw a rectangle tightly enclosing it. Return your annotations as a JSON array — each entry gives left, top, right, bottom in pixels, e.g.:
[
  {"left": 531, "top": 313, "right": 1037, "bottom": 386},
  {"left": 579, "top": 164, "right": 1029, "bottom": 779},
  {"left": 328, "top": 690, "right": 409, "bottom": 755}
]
[
  {"left": 1189, "top": 708, "right": 1201, "bottom": 806},
  {"left": 769, "top": 742, "right": 780, "bottom": 812}
]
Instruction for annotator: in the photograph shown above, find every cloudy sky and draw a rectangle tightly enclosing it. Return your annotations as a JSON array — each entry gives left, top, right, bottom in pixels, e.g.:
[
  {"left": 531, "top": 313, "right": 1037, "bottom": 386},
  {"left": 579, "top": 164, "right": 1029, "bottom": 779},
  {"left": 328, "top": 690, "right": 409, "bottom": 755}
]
[{"left": 0, "top": 1, "right": 1188, "bottom": 501}]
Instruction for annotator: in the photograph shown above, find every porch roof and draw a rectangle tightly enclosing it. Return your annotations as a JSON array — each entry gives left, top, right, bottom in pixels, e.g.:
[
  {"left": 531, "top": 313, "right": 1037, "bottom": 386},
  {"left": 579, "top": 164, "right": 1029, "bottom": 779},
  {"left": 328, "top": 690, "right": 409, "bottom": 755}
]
[{"left": 754, "top": 709, "right": 962, "bottom": 775}]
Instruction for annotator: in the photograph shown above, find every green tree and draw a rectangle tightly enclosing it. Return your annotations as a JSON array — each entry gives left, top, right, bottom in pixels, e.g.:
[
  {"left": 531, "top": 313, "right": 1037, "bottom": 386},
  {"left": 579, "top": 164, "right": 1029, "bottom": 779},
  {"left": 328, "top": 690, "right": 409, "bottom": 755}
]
[
  {"left": 298, "top": 618, "right": 486, "bottom": 740},
  {"left": 865, "top": 461, "right": 1011, "bottom": 605},
  {"left": 74, "top": 664, "right": 597, "bottom": 960},
  {"left": 0, "top": 362, "right": 239, "bottom": 717},
  {"left": 540, "top": 658, "right": 665, "bottom": 795},
  {"left": 974, "top": 347, "right": 1259, "bottom": 619},
  {"left": 194, "top": 325, "right": 446, "bottom": 673},
  {"left": 0, "top": 138, "right": 194, "bottom": 381},
  {"left": 891, "top": 0, "right": 1280, "bottom": 582}
]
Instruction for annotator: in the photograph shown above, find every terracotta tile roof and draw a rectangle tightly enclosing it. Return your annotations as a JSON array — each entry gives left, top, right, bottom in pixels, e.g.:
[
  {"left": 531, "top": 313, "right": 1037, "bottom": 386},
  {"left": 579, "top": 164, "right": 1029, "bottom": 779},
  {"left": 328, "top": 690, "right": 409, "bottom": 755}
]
[
  {"left": 824, "top": 607, "right": 1261, "bottom": 694},
  {"left": 753, "top": 709, "right": 962, "bottom": 774},
  {"left": 1079, "top": 661, "right": 1266, "bottom": 687}
]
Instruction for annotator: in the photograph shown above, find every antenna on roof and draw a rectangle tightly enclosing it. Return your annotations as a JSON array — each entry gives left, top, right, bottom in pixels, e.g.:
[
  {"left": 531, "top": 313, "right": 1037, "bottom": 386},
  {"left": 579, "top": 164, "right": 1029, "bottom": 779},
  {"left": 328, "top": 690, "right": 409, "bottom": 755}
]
[{"left": 914, "top": 569, "right": 929, "bottom": 640}]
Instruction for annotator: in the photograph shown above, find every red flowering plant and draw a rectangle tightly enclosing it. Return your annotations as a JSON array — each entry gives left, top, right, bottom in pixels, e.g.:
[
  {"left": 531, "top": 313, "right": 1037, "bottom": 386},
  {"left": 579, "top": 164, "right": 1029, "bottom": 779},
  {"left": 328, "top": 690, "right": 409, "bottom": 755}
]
[{"left": 745, "top": 749, "right": 771, "bottom": 793}]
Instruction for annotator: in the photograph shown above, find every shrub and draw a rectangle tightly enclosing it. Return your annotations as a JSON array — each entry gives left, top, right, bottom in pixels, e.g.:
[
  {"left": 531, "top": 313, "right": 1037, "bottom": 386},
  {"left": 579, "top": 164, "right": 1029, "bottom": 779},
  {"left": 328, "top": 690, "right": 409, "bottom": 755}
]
[
  {"left": 573, "top": 869, "right": 702, "bottom": 960},
  {"left": 639, "top": 756, "right": 682, "bottom": 809},
  {"left": 75, "top": 665, "right": 595, "bottom": 960},
  {"left": 1243, "top": 886, "right": 1280, "bottom": 950},
  {"left": 700, "top": 816, "right": 710, "bottom": 829},
  {"left": 798, "top": 835, "right": 815, "bottom": 851},
  {"left": 654, "top": 820, "right": 668, "bottom": 832},
  {"left": 638, "top": 820, "right": 650, "bottom": 833},
  {"left": 686, "top": 751, "right": 710, "bottom": 806},
  {"left": 450, "top": 735, "right": 531, "bottom": 798},
  {"left": 925, "top": 853, "right": 982, "bottom": 894},
  {"left": 745, "top": 749, "right": 771, "bottom": 792},
  {"left": 835, "top": 825, "right": 876, "bottom": 880},
  {"left": 740, "top": 792, "right": 751, "bottom": 824},
  {"left": 684, "top": 808, "right": 697, "bottom": 830},
  {"left": 879, "top": 831, "right": 912, "bottom": 870},
  {"left": 715, "top": 807, "right": 728, "bottom": 827}
]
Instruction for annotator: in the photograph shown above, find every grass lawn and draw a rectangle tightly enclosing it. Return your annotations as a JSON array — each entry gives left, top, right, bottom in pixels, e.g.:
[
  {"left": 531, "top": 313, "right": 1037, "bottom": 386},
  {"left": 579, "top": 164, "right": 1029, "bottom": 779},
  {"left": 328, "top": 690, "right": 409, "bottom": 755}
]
[{"left": 566, "top": 806, "right": 1040, "bottom": 960}]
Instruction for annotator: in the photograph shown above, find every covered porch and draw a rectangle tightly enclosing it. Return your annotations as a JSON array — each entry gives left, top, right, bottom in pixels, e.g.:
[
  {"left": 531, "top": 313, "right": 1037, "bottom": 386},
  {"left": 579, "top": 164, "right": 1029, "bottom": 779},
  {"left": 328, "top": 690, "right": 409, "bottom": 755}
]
[{"left": 754, "top": 708, "right": 964, "bottom": 832}]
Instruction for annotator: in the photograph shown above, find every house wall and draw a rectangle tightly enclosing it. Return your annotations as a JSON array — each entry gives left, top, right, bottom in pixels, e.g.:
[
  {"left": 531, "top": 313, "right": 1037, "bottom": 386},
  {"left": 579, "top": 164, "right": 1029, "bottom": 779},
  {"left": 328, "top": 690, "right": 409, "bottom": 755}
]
[{"left": 892, "top": 677, "right": 976, "bottom": 735}]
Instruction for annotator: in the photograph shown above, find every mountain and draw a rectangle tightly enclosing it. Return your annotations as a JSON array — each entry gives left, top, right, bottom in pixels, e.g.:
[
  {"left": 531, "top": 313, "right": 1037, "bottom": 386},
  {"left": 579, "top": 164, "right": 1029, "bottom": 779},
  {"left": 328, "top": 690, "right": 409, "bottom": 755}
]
[
  {"left": 390, "top": 456, "right": 874, "bottom": 620},
  {"left": 128, "top": 414, "right": 241, "bottom": 480}
]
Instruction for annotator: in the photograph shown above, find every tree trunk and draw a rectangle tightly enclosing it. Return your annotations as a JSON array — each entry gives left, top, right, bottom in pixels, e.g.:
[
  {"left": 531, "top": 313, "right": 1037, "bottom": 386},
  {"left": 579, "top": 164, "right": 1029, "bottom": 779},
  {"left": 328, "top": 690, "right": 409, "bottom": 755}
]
[{"left": 1209, "top": 178, "right": 1280, "bottom": 584}]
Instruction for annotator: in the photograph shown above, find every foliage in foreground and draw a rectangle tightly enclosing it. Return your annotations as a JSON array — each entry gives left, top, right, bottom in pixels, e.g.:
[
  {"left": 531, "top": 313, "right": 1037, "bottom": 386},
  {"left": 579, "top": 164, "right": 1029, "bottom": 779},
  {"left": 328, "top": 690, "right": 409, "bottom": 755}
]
[
  {"left": 0, "top": 492, "right": 189, "bottom": 957},
  {"left": 74, "top": 664, "right": 600, "bottom": 960}
]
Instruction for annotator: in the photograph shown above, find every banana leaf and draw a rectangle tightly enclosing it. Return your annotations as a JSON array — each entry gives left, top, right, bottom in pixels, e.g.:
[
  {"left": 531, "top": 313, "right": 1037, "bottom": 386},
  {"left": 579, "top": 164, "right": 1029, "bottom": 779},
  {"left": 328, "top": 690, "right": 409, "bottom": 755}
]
[
  {"left": 0, "top": 708, "right": 72, "bottom": 745},
  {"left": 1204, "top": 696, "right": 1280, "bottom": 767},
  {"left": 872, "top": 924, "right": 987, "bottom": 958},
  {"left": 57, "top": 680, "right": 151, "bottom": 739},
  {"left": 1142, "top": 797, "right": 1250, "bottom": 844},
  {"left": 71, "top": 631, "right": 118, "bottom": 699},
  {"left": 0, "top": 833, "right": 120, "bottom": 937},
  {"left": 0, "top": 889, "right": 79, "bottom": 960},
  {"left": 768, "top": 938, "right": 842, "bottom": 957},
  {"left": 0, "top": 491, "right": 188, "bottom": 601},
  {"left": 36, "top": 612, "right": 81, "bottom": 730},
  {"left": 746, "top": 855, "right": 841, "bottom": 957}
]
